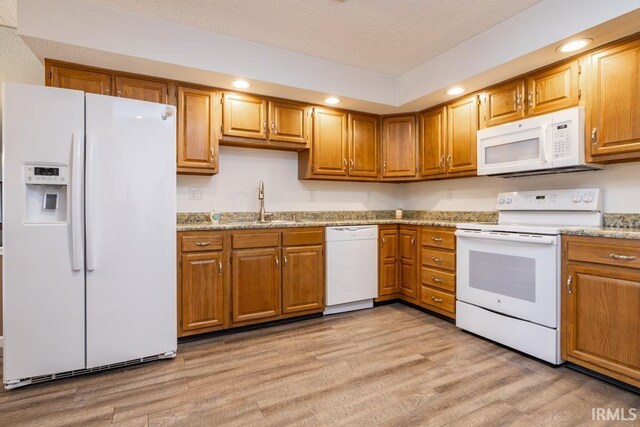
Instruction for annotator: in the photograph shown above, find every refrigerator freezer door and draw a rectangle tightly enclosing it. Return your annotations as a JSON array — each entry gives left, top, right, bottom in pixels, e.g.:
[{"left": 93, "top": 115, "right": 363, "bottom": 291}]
[
  {"left": 2, "top": 83, "right": 86, "bottom": 381},
  {"left": 85, "top": 94, "right": 177, "bottom": 367}
]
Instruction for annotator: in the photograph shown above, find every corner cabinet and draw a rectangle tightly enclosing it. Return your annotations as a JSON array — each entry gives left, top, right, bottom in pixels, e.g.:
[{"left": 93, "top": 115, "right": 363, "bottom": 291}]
[
  {"left": 562, "top": 235, "right": 640, "bottom": 388},
  {"left": 586, "top": 38, "right": 640, "bottom": 163},
  {"left": 381, "top": 115, "right": 417, "bottom": 180},
  {"left": 176, "top": 86, "right": 219, "bottom": 175}
]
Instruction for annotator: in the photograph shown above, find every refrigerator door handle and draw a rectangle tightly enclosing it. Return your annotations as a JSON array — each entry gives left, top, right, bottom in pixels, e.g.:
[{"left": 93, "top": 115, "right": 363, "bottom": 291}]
[
  {"left": 71, "top": 132, "right": 84, "bottom": 271},
  {"left": 86, "top": 134, "right": 96, "bottom": 271}
]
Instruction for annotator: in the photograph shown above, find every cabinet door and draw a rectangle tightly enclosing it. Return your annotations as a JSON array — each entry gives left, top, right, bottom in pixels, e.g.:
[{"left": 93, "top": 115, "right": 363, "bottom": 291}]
[
  {"left": 177, "top": 86, "right": 217, "bottom": 173},
  {"left": 480, "top": 80, "right": 525, "bottom": 128},
  {"left": 114, "top": 76, "right": 169, "bottom": 104},
  {"left": 382, "top": 116, "right": 416, "bottom": 178},
  {"left": 587, "top": 39, "right": 640, "bottom": 160},
  {"left": 222, "top": 93, "right": 268, "bottom": 140},
  {"left": 419, "top": 107, "right": 446, "bottom": 177},
  {"left": 268, "top": 101, "right": 309, "bottom": 145},
  {"left": 563, "top": 264, "right": 640, "bottom": 387},
  {"left": 526, "top": 61, "right": 579, "bottom": 116},
  {"left": 348, "top": 114, "right": 379, "bottom": 178},
  {"left": 312, "top": 108, "right": 348, "bottom": 176},
  {"left": 231, "top": 248, "right": 280, "bottom": 323},
  {"left": 379, "top": 228, "right": 398, "bottom": 296},
  {"left": 180, "top": 252, "right": 226, "bottom": 333},
  {"left": 398, "top": 228, "right": 418, "bottom": 301},
  {"left": 49, "top": 65, "right": 112, "bottom": 95},
  {"left": 282, "top": 246, "right": 324, "bottom": 313},
  {"left": 447, "top": 95, "right": 478, "bottom": 175}
]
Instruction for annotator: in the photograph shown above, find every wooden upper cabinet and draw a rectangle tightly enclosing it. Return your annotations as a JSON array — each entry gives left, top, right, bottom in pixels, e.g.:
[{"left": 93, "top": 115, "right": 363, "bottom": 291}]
[
  {"left": 231, "top": 248, "right": 281, "bottom": 323},
  {"left": 268, "top": 101, "right": 309, "bottom": 145},
  {"left": 222, "top": 93, "right": 268, "bottom": 140},
  {"left": 526, "top": 60, "right": 579, "bottom": 116},
  {"left": 480, "top": 80, "right": 526, "bottom": 128},
  {"left": 180, "top": 251, "right": 226, "bottom": 333},
  {"left": 447, "top": 95, "right": 478, "bottom": 175},
  {"left": 348, "top": 114, "right": 379, "bottom": 178},
  {"left": 49, "top": 64, "right": 112, "bottom": 95},
  {"left": 419, "top": 107, "right": 446, "bottom": 177},
  {"left": 379, "top": 228, "right": 399, "bottom": 297},
  {"left": 312, "top": 108, "right": 348, "bottom": 176},
  {"left": 382, "top": 116, "right": 417, "bottom": 179},
  {"left": 281, "top": 246, "right": 324, "bottom": 314},
  {"left": 587, "top": 38, "right": 640, "bottom": 161},
  {"left": 114, "top": 76, "right": 169, "bottom": 104},
  {"left": 177, "top": 86, "right": 217, "bottom": 174}
]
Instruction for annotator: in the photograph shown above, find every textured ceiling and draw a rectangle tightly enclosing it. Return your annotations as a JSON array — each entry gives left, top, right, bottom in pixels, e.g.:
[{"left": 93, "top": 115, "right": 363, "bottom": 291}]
[
  {"left": 0, "top": 0, "right": 17, "bottom": 28},
  {"left": 79, "top": 0, "right": 543, "bottom": 76}
]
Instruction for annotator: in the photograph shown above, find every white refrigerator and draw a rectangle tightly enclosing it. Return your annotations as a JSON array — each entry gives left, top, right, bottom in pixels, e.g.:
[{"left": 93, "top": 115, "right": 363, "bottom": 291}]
[{"left": 2, "top": 83, "right": 177, "bottom": 389}]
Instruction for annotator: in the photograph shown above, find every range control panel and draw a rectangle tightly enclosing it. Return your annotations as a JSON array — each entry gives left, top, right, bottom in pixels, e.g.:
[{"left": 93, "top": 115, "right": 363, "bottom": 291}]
[
  {"left": 25, "top": 164, "right": 68, "bottom": 185},
  {"left": 497, "top": 188, "right": 602, "bottom": 211}
]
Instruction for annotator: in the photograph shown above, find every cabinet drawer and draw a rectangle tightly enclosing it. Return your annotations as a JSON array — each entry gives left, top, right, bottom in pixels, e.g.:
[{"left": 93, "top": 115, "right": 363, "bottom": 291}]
[
  {"left": 421, "top": 267, "right": 455, "bottom": 293},
  {"left": 181, "top": 234, "right": 224, "bottom": 252},
  {"left": 421, "top": 287, "right": 455, "bottom": 314},
  {"left": 566, "top": 238, "right": 640, "bottom": 269},
  {"left": 282, "top": 228, "right": 324, "bottom": 246},
  {"left": 422, "top": 248, "right": 455, "bottom": 271},
  {"left": 231, "top": 231, "right": 280, "bottom": 249},
  {"left": 421, "top": 227, "right": 455, "bottom": 250}
]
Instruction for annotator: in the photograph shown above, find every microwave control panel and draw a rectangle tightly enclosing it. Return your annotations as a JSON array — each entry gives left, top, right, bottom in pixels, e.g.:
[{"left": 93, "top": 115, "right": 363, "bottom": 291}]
[{"left": 551, "top": 121, "right": 572, "bottom": 159}]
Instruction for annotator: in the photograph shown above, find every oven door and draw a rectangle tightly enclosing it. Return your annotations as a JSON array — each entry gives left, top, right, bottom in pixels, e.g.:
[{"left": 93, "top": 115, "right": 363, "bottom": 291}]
[{"left": 455, "top": 229, "right": 559, "bottom": 328}]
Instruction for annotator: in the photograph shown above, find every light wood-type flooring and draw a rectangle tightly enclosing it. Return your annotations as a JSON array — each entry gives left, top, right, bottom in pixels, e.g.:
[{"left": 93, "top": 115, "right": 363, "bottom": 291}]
[{"left": 0, "top": 304, "right": 638, "bottom": 426}]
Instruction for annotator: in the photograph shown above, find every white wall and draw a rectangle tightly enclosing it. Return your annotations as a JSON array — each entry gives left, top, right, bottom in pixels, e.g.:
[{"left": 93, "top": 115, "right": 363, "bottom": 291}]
[
  {"left": 177, "top": 147, "right": 404, "bottom": 213},
  {"left": 402, "top": 162, "right": 640, "bottom": 213}
]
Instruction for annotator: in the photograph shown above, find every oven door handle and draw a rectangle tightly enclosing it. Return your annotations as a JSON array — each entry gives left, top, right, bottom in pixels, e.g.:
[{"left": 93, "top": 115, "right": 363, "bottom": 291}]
[{"left": 455, "top": 229, "right": 556, "bottom": 245}]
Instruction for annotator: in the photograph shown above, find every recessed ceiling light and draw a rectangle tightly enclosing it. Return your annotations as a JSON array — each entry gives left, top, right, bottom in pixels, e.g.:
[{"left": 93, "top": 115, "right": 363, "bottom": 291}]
[
  {"left": 232, "top": 79, "right": 251, "bottom": 89},
  {"left": 324, "top": 97, "right": 340, "bottom": 105},
  {"left": 446, "top": 87, "right": 465, "bottom": 96},
  {"left": 557, "top": 38, "right": 592, "bottom": 53}
]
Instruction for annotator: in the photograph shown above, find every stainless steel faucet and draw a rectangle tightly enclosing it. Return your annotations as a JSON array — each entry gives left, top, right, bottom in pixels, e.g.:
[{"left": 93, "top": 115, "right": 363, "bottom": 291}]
[{"left": 258, "top": 181, "right": 267, "bottom": 222}]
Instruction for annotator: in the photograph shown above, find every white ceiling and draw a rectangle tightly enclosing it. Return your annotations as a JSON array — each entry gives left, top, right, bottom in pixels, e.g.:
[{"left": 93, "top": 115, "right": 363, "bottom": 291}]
[
  {"left": 0, "top": 0, "right": 17, "bottom": 28},
  {"left": 80, "top": 0, "right": 543, "bottom": 76}
]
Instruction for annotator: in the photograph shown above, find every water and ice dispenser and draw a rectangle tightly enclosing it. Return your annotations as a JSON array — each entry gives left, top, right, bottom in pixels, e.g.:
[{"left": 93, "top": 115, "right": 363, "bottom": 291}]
[{"left": 24, "top": 164, "right": 69, "bottom": 224}]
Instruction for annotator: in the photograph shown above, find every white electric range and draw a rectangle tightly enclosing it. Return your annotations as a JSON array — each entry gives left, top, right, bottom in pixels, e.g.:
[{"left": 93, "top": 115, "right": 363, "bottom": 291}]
[{"left": 454, "top": 188, "right": 603, "bottom": 364}]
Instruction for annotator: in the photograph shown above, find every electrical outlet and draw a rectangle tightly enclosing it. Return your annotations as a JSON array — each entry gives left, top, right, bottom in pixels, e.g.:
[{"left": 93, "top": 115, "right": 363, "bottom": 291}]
[
  {"left": 309, "top": 190, "right": 316, "bottom": 201},
  {"left": 366, "top": 191, "right": 372, "bottom": 201},
  {"left": 446, "top": 189, "right": 453, "bottom": 200},
  {"left": 189, "top": 187, "right": 203, "bottom": 201}
]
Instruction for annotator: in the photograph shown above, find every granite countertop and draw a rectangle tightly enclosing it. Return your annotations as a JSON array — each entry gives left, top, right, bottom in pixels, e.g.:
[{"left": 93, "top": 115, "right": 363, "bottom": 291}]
[
  {"left": 177, "top": 211, "right": 640, "bottom": 240},
  {"left": 176, "top": 210, "right": 497, "bottom": 232}
]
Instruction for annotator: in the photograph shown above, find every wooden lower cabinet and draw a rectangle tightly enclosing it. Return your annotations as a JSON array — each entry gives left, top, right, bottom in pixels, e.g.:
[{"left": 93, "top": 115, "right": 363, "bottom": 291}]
[
  {"left": 232, "top": 247, "right": 281, "bottom": 323},
  {"left": 282, "top": 245, "right": 324, "bottom": 313},
  {"left": 419, "top": 226, "right": 456, "bottom": 319},
  {"left": 178, "top": 231, "right": 229, "bottom": 337},
  {"left": 562, "top": 235, "right": 640, "bottom": 387},
  {"left": 378, "top": 226, "right": 399, "bottom": 298},
  {"left": 398, "top": 226, "right": 419, "bottom": 302}
]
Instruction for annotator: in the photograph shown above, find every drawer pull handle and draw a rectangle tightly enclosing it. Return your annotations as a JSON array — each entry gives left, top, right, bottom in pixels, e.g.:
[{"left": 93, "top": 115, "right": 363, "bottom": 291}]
[
  {"left": 432, "top": 237, "right": 443, "bottom": 242},
  {"left": 194, "top": 241, "right": 211, "bottom": 246},
  {"left": 432, "top": 257, "right": 443, "bottom": 263},
  {"left": 432, "top": 277, "right": 444, "bottom": 283},
  {"left": 609, "top": 253, "right": 637, "bottom": 261},
  {"left": 431, "top": 296, "right": 443, "bottom": 303}
]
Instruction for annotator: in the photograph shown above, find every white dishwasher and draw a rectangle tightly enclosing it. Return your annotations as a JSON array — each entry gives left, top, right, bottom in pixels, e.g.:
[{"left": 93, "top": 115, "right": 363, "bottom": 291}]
[{"left": 324, "top": 225, "right": 378, "bottom": 315}]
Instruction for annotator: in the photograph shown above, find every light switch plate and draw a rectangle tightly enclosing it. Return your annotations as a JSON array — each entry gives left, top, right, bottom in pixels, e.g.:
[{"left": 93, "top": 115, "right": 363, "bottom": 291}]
[{"left": 189, "top": 187, "right": 203, "bottom": 200}]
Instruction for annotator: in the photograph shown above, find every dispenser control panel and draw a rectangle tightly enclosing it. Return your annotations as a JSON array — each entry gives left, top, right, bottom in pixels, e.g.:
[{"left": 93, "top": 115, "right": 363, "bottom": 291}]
[{"left": 25, "top": 165, "right": 68, "bottom": 184}]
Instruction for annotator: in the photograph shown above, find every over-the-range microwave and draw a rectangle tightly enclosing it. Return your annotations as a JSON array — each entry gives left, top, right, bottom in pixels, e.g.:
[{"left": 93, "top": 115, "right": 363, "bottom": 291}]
[{"left": 476, "top": 107, "right": 603, "bottom": 177}]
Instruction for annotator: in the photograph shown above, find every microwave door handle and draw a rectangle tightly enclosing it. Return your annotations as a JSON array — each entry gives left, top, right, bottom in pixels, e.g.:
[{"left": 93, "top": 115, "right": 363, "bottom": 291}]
[{"left": 540, "top": 124, "right": 549, "bottom": 163}]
